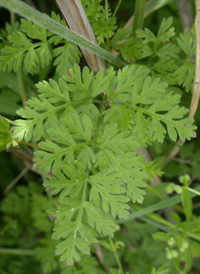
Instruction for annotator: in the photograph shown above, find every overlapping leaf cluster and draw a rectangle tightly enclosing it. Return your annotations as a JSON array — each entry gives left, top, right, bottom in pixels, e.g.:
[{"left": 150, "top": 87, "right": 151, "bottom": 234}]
[
  {"left": 81, "top": 0, "right": 117, "bottom": 45},
  {"left": 11, "top": 58, "right": 196, "bottom": 264},
  {"left": 0, "top": 13, "right": 81, "bottom": 76},
  {"left": 111, "top": 17, "right": 196, "bottom": 92}
]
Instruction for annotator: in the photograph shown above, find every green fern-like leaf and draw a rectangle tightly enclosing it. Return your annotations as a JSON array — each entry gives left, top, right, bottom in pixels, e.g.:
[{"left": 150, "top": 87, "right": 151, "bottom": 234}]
[
  {"left": 0, "top": 17, "right": 82, "bottom": 75},
  {"left": 11, "top": 63, "right": 196, "bottom": 266},
  {"left": 11, "top": 79, "right": 70, "bottom": 141},
  {"left": 104, "top": 65, "right": 196, "bottom": 143},
  {"left": 173, "top": 27, "right": 196, "bottom": 92},
  {"left": 53, "top": 43, "right": 81, "bottom": 76},
  {"left": 33, "top": 114, "right": 92, "bottom": 174},
  {"left": 82, "top": 0, "right": 117, "bottom": 45},
  {"left": 0, "top": 20, "right": 52, "bottom": 74}
]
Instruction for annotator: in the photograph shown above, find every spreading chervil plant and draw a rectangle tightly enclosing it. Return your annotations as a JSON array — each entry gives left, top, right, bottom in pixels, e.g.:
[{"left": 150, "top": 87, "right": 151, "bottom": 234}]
[{"left": 0, "top": 0, "right": 200, "bottom": 273}]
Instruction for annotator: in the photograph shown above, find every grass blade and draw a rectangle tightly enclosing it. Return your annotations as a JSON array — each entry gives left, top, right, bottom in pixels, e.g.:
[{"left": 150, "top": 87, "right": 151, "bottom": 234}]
[
  {"left": 144, "top": 0, "right": 175, "bottom": 18},
  {"left": 119, "top": 186, "right": 200, "bottom": 223}
]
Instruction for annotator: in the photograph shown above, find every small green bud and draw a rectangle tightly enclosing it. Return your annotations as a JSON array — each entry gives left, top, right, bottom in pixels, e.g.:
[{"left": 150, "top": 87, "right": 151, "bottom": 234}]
[
  {"left": 182, "top": 241, "right": 189, "bottom": 250},
  {"left": 167, "top": 238, "right": 176, "bottom": 246},
  {"left": 174, "top": 185, "right": 183, "bottom": 194},
  {"left": 179, "top": 175, "right": 191, "bottom": 185},
  {"left": 166, "top": 251, "right": 173, "bottom": 260},
  {"left": 179, "top": 246, "right": 185, "bottom": 253},
  {"left": 165, "top": 183, "right": 175, "bottom": 194},
  {"left": 171, "top": 250, "right": 179, "bottom": 258}
]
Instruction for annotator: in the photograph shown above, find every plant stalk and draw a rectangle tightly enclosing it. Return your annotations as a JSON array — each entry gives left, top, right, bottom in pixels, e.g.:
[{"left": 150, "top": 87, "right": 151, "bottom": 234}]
[
  {"left": 0, "top": 248, "right": 36, "bottom": 256},
  {"left": 17, "top": 70, "right": 27, "bottom": 107},
  {"left": 132, "top": 0, "right": 146, "bottom": 35},
  {"left": 109, "top": 238, "right": 124, "bottom": 273}
]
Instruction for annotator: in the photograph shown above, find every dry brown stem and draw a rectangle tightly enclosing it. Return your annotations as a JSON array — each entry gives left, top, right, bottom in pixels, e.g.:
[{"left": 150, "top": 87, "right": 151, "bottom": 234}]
[
  {"left": 55, "top": 0, "right": 105, "bottom": 72},
  {"left": 177, "top": 0, "right": 194, "bottom": 30}
]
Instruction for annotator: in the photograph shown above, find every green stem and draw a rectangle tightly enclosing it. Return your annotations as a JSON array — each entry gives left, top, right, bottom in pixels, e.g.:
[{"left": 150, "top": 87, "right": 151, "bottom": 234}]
[
  {"left": 109, "top": 238, "right": 124, "bottom": 273},
  {"left": 111, "top": 0, "right": 122, "bottom": 19},
  {"left": 105, "top": 0, "right": 109, "bottom": 22},
  {"left": 10, "top": 10, "right": 27, "bottom": 106},
  {"left": 188, "top": 187, "right": 200, "bottom": 196},
  {"left": 0, "top": 0, "right": 125, "bottom": 68},
  {"left": 0, "top": 248, "right": 36, "bottom": 256},
  {"left": 132, "top": 0, "right": 146, "bottom": 35},
  {"left": 10, "top": 11, "right": 15, "bottom": 29},
  {"left": 17, "top": 70, "right": 27, "bottom": 107}
]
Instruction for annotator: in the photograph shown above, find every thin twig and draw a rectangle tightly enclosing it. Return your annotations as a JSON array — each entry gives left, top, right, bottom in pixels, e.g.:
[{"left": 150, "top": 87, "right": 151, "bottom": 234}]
[
  {"left": 4, "top": 167, "right": 28, "bottom": 194},
  {"left": 163, "top": 1, "right": 200, "bottom": 167}
]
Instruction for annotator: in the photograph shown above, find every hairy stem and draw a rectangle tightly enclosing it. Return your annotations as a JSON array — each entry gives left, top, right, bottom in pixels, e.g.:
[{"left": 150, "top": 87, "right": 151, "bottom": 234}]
[{"left": 132, "top": 0, "right": 146, "bottom": 35}]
